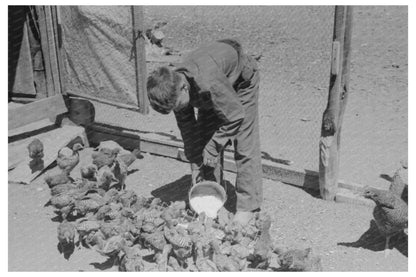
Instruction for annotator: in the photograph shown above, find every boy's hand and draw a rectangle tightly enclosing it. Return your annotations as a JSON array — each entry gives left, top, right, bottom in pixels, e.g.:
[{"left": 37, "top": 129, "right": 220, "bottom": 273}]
[
  {"left": 191, "top": 163, "right": 204, "bottom": 185},
  {"left": 203, "top": 149, "right": 218, "bottom": 168}
]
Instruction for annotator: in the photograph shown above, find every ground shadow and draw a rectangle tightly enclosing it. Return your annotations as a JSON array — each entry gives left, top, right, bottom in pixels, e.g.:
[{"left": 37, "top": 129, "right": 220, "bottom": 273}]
[
  {"left": 127, "top": 169, "right": 139, "bottom": 175},
  {"left": 90, "top": 255, "right": 119, "bottom": 270},
  {"left": 337, "top": 220, "right": 408, "bottom": 257},
  {"left": 223, "top": 180, "right": 237, "bottom": 213},
  {"left": 261, "top": 151, "right": 293, "bottom": 165},
  {"left": 379, "top": 174, "right": 393, "bottom": 182},
  {"left": 151, "top": 175, "right": 192, "bottom": 202},
  {"left": 57, "top": 242, "right": 75, "bottom": 260}
]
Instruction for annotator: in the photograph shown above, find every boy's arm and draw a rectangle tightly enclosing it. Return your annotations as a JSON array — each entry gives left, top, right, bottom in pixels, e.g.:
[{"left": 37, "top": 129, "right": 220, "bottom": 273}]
[{"left": 174, "top": 104, "right": 203, "bottom": 166}]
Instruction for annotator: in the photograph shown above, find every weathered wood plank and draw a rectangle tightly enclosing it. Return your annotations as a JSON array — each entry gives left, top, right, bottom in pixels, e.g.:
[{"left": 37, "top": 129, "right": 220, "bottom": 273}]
[
  {"left": 44, "top": 6, "right": 61, "bottom": 95},
  {"left": 8, "top": 94, "right": 68, "bottom": 130},
  {"left": 51, "top": 6, "right": 65, "bottom": 95},
  {"left": 319, "top": 6, "right": 353, "bottom": 200},
  {"left": 86, "top": 123, "right": 141, "bottom": 150},
  {"left": 86, "top": 122, "right": 373, "bottom": 206},
  {"left": 131, "top": 6, "right": 149, "bottom": 114},
  {"left": 36, "top": 6, "right": 54, "bottom": 96},
  {"left": 67, "top": 92, "right": 141, "bottom": 113}
]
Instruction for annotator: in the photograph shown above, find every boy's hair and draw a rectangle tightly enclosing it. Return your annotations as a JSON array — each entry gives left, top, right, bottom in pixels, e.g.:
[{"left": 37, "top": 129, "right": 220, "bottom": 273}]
[{"left": 147, "top": 67, "right": 182, "bottom": 114}]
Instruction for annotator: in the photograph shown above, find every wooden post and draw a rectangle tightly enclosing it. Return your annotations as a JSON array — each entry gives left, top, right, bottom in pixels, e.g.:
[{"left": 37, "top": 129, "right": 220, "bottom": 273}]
[
  {"left": 131, "top": 6, "right": 149, "bottom": 115},
  {"left": 51, "top": 6, "right": 65, "bottom": 95},
  {"left": 36, "top": 6, "right": 54, "bottom": 97},
  {"left": 36, "top": 6, "right": 62, "bottom": 97},
  {"left": 319, "top": 6, "right": 353, "bottom": 200}
]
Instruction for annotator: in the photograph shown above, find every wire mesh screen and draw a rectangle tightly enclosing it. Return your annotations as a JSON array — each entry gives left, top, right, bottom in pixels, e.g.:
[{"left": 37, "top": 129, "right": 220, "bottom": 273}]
[{"left": 60, "top": 6, "right": 138, "bottom": 106}]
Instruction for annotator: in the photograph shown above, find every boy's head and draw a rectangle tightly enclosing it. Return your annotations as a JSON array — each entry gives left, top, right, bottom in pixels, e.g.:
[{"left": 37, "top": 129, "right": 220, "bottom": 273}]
[{"left": 147, "top": 67, "right": 189, "bottom": 114}]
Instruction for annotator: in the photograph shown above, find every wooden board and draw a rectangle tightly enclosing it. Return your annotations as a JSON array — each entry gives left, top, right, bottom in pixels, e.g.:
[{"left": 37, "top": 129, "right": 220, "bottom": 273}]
[
  {"left": 86, "top": 122, "right": 376, "bottom": 206},
  {"left": 131, "top": 6, "right": 149, "bottom": 114},
  {"left": 8, "top": 94, "right": 67, "bottom": 130},
  {"left": 319, "top": 6, "right": 353, "bottom": 200},
  {"left": 8, "top": 124, "right": 88, "bottom": 184},
  {"left": 36, "top": 6, "right": 54, "bottom": 96}
]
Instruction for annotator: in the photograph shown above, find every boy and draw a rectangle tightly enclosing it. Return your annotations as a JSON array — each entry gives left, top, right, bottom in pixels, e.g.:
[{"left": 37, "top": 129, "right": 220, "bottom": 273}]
[{"left": 147, "top": 39, "right": 262, "bottom": 224}]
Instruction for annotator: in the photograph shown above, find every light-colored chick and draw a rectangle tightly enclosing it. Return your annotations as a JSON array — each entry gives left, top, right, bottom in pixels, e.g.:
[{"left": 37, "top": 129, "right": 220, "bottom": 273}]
[{"left": 57, "top": 143, "right": 84, "bottom": 173}]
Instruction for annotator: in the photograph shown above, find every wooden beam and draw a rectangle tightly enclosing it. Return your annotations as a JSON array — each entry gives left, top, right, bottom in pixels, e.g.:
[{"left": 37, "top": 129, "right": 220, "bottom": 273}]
[
  {"left": 51, "top": 6, "right": 65, "bottom": 95},
  {"left": 85, "top": 123, "right": 141, "bottom": 150},
  {"left": 36, "top": 6, "right": 54, "bottom": 97},
  {"left": 8, "top": 94, "right": 68, "bottom": 130},
  {"left": 131, "top": 6, "right": 149, "bottom": 115},
  {"left": 67, "top": 92, "right": 141, "bottom": 112},
  {"left": 44, "top": 6, "right": 61, "bottom": 95},
  {"left": 319, "top": 6, "right": 353, "bottom": 200},
  {"left": 86, "top": 122, "right": 376, "bottom": 206}
]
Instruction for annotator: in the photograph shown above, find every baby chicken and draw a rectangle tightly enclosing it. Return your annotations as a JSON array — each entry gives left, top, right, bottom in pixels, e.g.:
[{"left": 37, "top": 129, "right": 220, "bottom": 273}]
[
  {"left": 57, "top": 220, "right": 76, "bottom": 258},
  {"left": 44, "top": 171, "right": 72, "bottom": 188},
  {"left": 57, "top": 143, "right": 84, "bottom": 173},
  {"left": 274, "top": 247, "right": 322, "bottom": 271},
  {"left": 27, "top": 138, "right": 44, "bottom": 160}
]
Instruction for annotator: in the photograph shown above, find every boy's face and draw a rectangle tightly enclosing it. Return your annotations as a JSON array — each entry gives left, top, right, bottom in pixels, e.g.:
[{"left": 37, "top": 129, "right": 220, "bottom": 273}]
[{"left": 173, "top": 76, "right": 190, "bottom": 112}]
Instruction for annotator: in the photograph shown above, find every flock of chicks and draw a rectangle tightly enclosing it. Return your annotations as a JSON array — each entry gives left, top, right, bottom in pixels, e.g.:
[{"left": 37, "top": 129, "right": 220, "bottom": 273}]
[
  {"left": 36, "top": 139, "right": 322, "bottom": 271},
  {"left": 29, "top": 136, "right": 408, "bottom": 270}
]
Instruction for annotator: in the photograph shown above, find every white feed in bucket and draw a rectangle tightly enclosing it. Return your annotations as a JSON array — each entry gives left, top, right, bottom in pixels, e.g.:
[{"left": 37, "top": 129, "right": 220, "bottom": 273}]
[{"left": 189, "top": 195, "right": 224, "bottom": 218}]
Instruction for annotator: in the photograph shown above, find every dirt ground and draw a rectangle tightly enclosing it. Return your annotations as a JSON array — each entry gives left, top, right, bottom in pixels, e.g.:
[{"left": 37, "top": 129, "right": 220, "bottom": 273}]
[
  {"left": 8, "top": 6, "right": 408, "bottom": 272},
  {"left": 8, "top": 149, "right": 407, "bottom": 271}
]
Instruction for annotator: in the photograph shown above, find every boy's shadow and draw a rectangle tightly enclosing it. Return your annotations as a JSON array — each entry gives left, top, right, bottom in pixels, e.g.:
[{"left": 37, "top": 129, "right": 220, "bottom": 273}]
[
  {"left": 151, "top": 174, "right": 237, "bottom": 213},
  {"left": 337, "top": 220, "right": 408, "bottom": 257}
]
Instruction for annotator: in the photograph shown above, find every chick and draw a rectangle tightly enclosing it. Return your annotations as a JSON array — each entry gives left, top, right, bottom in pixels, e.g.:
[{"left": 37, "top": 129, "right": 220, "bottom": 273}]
[
  {"left": 363, "top": 186, "right": 408, "bottom": 256},
  {"left": 119, "top": 244, "right": 145, "bottom": 272},
  {"left": 27, "top": 138, "right": 44, "bottom": 160},
  {"left": 112, "top": 160, "right": 128, "bottom": 190},
  {"left": 80, "top": 164, "right": 98, "bottom": 180},
  {"left": 44, "top": 171, "right": 72, "bottom": 188},
  {"left": 274, "top": 247, "right": 322, "bottom": 271},
  {"left": 118, "top": 149, "right": 141, "bottom": 168},
  {"left": 57, "top": 143, "right": 84, "bottom": 173},
  {"left": 92, "top": 147, "right": 120, "bottom": 169},
  {"left": 96, "top": 165, "right": 118, "bottom": 191},
  {"left": 57, "top": 220, "right": 76, "bottom": 258},
  {"left": 210, "top": 240, "right": 240, "bottom": 271}
]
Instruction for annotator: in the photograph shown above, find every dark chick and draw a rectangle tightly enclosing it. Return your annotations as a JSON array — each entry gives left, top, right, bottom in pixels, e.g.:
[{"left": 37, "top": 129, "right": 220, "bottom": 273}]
[
  {"left": 80, "top": 164, "right": 98, "bottom": 180},
  {"left": 362, "top": 186, "right": 408, "bottom": 256},
  {"left": 57, "top": 143, "right": 84, "bottom": 173},
  {"left": 28, "top": 138, "right": 44, "bottom": 159},
  {"left": 274, "top": 247, "right": 322, "bottom": 271},
  {"left": 57, "top": 220, "right": 76, "bottom": 258},
  {"left": 44, "top": 171, "right": 72, "bottom": 188}
]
